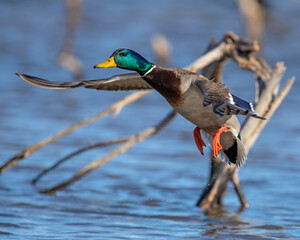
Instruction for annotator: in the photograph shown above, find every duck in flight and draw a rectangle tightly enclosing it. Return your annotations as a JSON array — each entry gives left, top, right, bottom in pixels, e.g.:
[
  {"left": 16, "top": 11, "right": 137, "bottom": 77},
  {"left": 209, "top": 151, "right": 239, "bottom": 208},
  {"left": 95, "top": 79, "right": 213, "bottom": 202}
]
[{"left": 17, "top": 48, "right": 264, "bottom": 167}]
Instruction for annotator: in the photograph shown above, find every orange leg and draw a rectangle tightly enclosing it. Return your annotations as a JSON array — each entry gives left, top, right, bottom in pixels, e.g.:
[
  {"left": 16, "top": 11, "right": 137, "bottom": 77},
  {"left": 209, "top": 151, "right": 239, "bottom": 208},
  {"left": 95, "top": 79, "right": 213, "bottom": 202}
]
[
  {"left": 193, "top": 127, "right": 206, "bottom": 155},
  {"left": 212, "top": 126, "right": 228, "bottom": 157}
]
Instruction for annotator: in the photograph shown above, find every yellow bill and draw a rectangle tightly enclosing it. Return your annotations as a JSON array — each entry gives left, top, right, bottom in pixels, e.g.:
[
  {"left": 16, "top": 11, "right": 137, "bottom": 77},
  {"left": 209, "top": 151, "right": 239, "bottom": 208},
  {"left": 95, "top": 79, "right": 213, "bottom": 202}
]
[{"left": 93, "top": 56, "right": 116, "bottom": 68}]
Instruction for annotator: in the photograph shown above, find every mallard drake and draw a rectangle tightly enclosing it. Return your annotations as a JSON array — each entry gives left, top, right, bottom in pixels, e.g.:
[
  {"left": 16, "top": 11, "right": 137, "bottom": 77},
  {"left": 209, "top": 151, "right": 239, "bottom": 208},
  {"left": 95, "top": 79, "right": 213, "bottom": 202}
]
[{"left": 17, "top": 48, "right": 264, "bottom": 167}]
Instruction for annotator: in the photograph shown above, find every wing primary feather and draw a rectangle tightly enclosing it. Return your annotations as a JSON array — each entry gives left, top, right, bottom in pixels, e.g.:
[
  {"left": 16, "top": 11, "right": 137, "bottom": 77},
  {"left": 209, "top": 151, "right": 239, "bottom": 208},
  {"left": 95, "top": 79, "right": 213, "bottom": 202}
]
[
  {"left": 16, "top": 72, "right": 152, "bottom": 91},
  {"left": 16, "top": 71, "right": 83, "bottom": 89}
]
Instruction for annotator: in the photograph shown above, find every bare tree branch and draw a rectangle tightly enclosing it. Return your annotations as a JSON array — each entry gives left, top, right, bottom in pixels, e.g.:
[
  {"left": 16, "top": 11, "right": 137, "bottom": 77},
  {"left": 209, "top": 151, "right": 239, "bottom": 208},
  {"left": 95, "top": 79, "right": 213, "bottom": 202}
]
[
  {"left": 0, "top": 91, "right": 150, "bottom": 174},
  {"left": 57, "top": 0, "right": 83, "bottom": 79},
  {"left": 237, "top": 0, "right": 267, "bottom": 46},
  {"left": 186, "top": 42, "right": 228, "bottom": 72},
  {"left": 32, "top": 137, "right": 128, "bottom": 185},
  {"left": 196, "top": 33, "right": 294, "bottom": 210},
  {"left": 41, "top": 110, "right": 176, "bottom": 194},
  {"left": 241, "top": 76, "right": 295, "bottom": 151},
  {"left": 151, "top": 33, "right": 172, "bottom": 67}
]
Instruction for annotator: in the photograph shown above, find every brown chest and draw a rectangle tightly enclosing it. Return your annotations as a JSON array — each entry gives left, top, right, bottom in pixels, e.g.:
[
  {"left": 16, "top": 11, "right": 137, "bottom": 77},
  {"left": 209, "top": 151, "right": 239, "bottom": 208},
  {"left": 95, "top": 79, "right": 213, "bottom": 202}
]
[{"left": 142, "top": 67, "right": 184, "bottom": 105}]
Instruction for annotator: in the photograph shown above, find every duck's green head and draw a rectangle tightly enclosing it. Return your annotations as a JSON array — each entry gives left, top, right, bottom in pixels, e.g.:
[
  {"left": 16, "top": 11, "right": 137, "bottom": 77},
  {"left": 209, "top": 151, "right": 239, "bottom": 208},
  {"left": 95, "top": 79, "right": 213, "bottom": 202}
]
[{"left": 94, "top": 49, "right": 153, "bottom": 75}]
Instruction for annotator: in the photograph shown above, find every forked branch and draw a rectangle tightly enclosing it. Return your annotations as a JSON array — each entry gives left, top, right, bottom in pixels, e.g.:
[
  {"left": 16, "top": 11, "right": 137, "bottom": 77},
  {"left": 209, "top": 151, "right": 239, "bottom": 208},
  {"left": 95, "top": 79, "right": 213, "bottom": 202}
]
[{"left": 197, "top": 33, "right": 294, "bottom": 210}]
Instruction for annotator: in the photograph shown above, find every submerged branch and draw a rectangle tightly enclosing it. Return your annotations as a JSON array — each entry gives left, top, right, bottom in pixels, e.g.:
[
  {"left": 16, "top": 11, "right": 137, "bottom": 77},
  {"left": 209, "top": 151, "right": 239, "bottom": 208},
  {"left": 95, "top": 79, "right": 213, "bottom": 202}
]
[
  {"left": 41, "top": 110, "right": 176, "bottom": 194},
  {"left": 32, "top": 137, "right": 129, "bottom": 185}
]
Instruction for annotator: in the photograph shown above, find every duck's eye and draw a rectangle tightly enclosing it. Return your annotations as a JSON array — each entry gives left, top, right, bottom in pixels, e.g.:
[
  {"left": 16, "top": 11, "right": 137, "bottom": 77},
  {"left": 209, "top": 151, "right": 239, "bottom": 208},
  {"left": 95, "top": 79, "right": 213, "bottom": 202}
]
[{"left": 120, "top": 52, "right": 127, "bottom": 57}]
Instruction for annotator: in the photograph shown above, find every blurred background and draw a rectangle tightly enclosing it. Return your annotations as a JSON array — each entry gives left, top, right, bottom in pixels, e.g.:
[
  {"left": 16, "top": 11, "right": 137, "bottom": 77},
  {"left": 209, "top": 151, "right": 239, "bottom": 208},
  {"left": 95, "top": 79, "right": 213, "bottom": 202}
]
[{"left": 0, "top": 0, "right": 299, "bottom": 239}]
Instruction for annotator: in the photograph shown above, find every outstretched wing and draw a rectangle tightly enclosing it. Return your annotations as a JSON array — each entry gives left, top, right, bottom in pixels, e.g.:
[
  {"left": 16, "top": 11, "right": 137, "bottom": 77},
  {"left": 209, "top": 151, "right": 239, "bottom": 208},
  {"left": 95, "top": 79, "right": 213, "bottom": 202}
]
[
  {"left": 82, "top": 73, "right": 152, "bottom": 91},
  {"left": 16, "top": 71, "right": 83, "bottom": 89},
  {"left": 193, "top": 77, "right": 265, "bottom": 119},
  {"left": 16, "top": 72, "right": 153, "bottom": 91}
]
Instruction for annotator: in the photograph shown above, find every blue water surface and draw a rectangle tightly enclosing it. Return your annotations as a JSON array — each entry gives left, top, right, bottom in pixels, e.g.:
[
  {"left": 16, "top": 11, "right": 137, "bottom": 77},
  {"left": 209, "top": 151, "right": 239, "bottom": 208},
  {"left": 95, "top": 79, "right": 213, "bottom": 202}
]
[{"left": 0, "top": 0, "right": 300, "bottom": 239}]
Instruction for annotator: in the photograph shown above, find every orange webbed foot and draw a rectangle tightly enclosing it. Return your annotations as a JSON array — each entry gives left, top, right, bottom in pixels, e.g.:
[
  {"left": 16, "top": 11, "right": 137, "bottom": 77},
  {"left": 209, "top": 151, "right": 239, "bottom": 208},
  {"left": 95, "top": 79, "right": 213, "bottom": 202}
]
[
  {"left": 212, "top": 126, "right": 228, "bottom": 157},
  {"left": 193, "top": 127, "right": 206, "bottom": 155}
]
